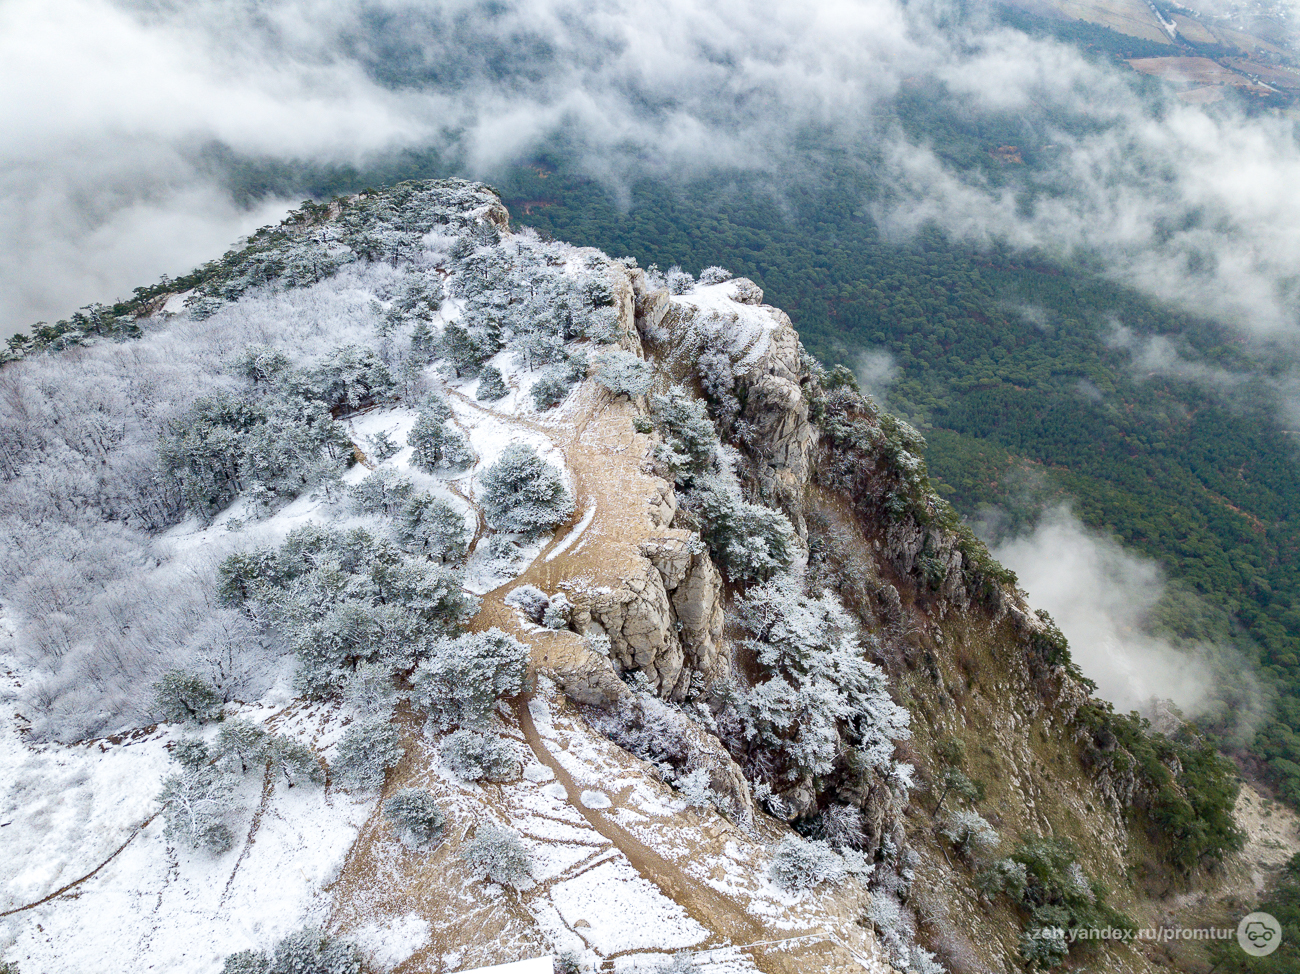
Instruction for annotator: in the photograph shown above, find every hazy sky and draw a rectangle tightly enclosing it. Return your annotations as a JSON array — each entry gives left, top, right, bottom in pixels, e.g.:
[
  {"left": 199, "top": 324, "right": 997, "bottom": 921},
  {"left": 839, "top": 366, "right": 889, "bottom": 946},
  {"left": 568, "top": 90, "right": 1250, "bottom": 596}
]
[{"left": 3, "top": 0, "right": 1299, "bottom": 347}]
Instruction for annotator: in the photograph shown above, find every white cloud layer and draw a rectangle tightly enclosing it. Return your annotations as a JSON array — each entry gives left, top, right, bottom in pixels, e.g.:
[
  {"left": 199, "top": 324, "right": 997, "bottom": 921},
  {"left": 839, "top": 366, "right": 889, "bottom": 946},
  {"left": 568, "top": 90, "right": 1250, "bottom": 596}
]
[{"left": 2, "top": 0, "right": 1299, "bottom": 348}]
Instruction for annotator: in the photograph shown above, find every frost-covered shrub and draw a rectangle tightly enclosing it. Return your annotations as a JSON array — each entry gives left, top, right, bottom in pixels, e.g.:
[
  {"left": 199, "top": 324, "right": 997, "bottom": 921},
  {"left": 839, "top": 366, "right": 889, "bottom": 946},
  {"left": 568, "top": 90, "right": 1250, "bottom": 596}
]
[
  {"left": 816, "top": 804, "right": 866, "bottom": 850},
  {"left": 541, "top": 592, "right": 572, "bottom": 630},
  {"left": 461, "top": 822, "right": 533, "bottom": 887},
  {"left": 408, "top": 413, "right": 472, "bottom": 471},
  {"left": 412, "top": 628, "right": 530, "bottom": 730},
  {"left": 978, "top": 857, "right": 1028, "bottom": 901},
  {"left": 348, "top": 469, "right": 414, "bottom": 516},
  {"left": 1019, "top": 918, "right": 1069, "bottom": 968},
  {"left": 342, "top": 661, "right": 399, "bottom": 717},
  {"left": 219, "top": 525, "right": 478, "bottom": 697},
  {"left": 721, "top": 576, "right": 911, "bottom": 794},
  {"left": 171, "top": 737, "right": 211, "bottom": 770},
  {"left": 530, "top": 368, "right": 575, "bottom": 411},
  {"left": 867, "top": 893, "right": 916, "bottom": 966},
  {"left": 594, "top": 350, "right": 652, "bottom": 398},
  {"left": 332, "top": 719, "right": 403, "bottom": 791},
  {"left": 675, "top": 768, "right": 717, "bottom": 810},
  {"left": 154, "top": 670, "right": 224, "bottom": 724},
  {"left": 479, "top": 444, "right": 573, "bottom": 535},
  {"left": 383, "top": 787, "right": 447, "bottom": 849},
  {"left": 268, "top": 736, "right": 324, "bottom": 787},
  {"left": 158, "top": 764, "right": 239, "bottom": 853},
  {"left": 649, "top": 388, "right": 716, "bottom": 484},
  {"left": 215, "top": 719, "right": 270, "bottom": 774},
  {"left": 363, "top": 429, "right": 401, "bottom": 463},
  {"left": 939, "top": 810, "right": 999, "bottom": 857},
  {"left": 768, "top": 835, "right": 863, "bottom": 892},
  {"left": 398, "top": 493, "right": 470, "bottom": 563},
  {"left": 441, "top": 729, "right": 521, "bottom": 782},
  {"left": 476, "top": 365, "right": 509, "bottom": 401},
  {"left": 269, "top": 928, "right": 364, "bottom": 974},
  {"left": 504, "top": 584, "right": 549, "bottom": 623},
  {"left": 665, "top": 266, "right": 694, "bottom": 294},
  {"left": 312, "top": 345, "right": 397, "bottom": 413},
  {"left": 221, "top": 950, "right": 269, "bottom": 974},
  {"left": 697, "top": 266, "right": 733, "bottom": 285},
  {"left": 903, "top": 946, "right": 947, "bottom": 974},
  {"left": 683, "top": 476, "right": 794, "bottom": 583}
]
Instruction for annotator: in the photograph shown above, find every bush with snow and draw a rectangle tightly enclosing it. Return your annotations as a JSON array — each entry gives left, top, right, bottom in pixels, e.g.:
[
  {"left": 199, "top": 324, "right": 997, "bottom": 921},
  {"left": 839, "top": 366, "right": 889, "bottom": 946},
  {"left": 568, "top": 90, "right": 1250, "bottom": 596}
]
[
  {"left": 697, "top": 266, "right": 733, "bottom": 285},
  {"left": 348, "top": 469, "right": 415, "bottom": 516},
  {"left": 408, "top": 412, "right": 472, "bottom": 471},
  {"left": 476, "top": 365, "right": 509, "bottom": 401},
  {"left": 215, "top": 719, "right": 269, "bottom": 773},
  {"left": 649, "top": 388, "right": 717, "bottom": 484},
  {"left": 221, "top": 927, "right": 364, "bottom": 974},
  {"left": 530, "top": 367, "right": 576, "bottom": 411},
  {"left": 267, "top": 736, "right": 324, "bottom": 787},
  {"left": 342, "top": 661, "right": 399, "bottom": 717},
  {"left": 398, "top": 493, "right": 470, "bottom": 563},
  {"left": 768, "top": 835, "right": 865, "bottom": 892},
  {"left": 665, "top": 266, "right": 694, "bottom": 294},
  {"left": 461, "top": 823, "right": 533, "bottom": 887},
  {"left": 594, "top": 349, "right": 653, "bottom": 398},
  {"left": 412, "top": 628, "right": 530, "bottom": 730},
  {"left": 939, "top": 810, "right": 1000, "bottom": 857},
  {"left": 479, "top": 444, "right": 573, "bottom": 536},
  {"left": 816, "top": 804, "right": 866, "bottom": 850},
  {"left": 363, "top": 428, "right": 402, "bottom": 463},
  {"left": 441, "top": 729, "right": 521, "bottom": 782},
  {"left": 332, "top": 719, "right": 404, "bottom": 791},
  {"left": 682, "top": 474, "right": 794, "bottom": 583},
  {"left": 153, "top": 670, "right": 224, "bottom": 724},
  {"left": 158, "top": 763, "right": 240, "bottom": 854},
  {"left": 721, "top": 575, "right": 911, "bottom": 796},
  {"left": 541, "top": 592, "right": 572, "bottom": 630},
  {"left": 383, "top": 788, "right": 447, "bottom": 849},
  {"left": 504, "top": 584, "right": 549, "bottom": 623}
]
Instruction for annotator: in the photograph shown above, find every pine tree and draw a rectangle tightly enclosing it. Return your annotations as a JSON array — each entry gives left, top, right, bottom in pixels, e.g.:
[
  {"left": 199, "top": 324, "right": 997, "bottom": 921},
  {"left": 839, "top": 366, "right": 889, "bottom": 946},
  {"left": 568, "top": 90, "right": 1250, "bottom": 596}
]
[
  {"left": 479, "top": 444, "right": 573, "bottom": 535},
  {"left": 407, "top": 413, "right": 472, "bottom": 471},
  {"left": 476, "top": 365, "right": 510, "bottom": 402}
]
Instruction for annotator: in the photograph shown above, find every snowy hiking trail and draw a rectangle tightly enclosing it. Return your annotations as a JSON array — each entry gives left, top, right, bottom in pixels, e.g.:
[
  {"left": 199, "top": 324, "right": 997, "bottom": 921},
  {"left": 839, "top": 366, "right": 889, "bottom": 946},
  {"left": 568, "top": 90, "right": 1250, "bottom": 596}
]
[{"left": 320, "top": 377, "right": 887, "bottom": 974}]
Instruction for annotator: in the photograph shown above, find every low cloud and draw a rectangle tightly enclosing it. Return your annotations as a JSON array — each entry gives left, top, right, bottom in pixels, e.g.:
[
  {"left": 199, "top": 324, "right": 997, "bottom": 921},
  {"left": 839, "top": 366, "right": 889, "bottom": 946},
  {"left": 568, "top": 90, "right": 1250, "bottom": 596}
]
[
  {"left": 855, "top": 349, "right": 898, "bottom": 405},
  {"left": 3, "top": 0, "right": 1300, "bottom": 359},
  {"left": 990, "top": 506, "right": 1258, "bottom": 725}
]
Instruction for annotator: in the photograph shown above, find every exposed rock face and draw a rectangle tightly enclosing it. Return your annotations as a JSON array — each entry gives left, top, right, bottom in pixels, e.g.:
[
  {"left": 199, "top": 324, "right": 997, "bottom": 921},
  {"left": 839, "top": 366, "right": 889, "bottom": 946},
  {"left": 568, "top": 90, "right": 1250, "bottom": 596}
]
[
  {"left": 734, "top": 310, "right": 817, "bottom": 530},
  {"left": 569, "top": 533, "right": 728, "bottom": 701}
]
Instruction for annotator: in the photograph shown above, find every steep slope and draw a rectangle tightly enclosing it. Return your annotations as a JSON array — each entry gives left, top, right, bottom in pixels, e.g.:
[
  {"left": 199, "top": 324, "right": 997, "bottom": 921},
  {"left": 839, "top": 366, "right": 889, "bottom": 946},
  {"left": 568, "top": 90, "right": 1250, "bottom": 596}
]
[{"left": 0, "top": 180, "right": 1249, "bottom": 974}]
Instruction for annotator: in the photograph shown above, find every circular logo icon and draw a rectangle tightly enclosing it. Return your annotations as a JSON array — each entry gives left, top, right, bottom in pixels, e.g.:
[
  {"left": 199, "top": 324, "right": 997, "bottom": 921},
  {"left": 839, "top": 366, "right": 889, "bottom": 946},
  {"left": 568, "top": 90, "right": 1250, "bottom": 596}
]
[{"left": 1238, "top": 912, "right": 1283, "bottom": 957}]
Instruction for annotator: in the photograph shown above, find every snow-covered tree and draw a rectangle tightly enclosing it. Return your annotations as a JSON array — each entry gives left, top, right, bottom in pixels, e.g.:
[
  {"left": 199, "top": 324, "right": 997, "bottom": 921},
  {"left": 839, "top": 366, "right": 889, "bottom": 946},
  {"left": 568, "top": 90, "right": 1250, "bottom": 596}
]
[
  {"left": 332, "top": 719, "right": 403, "bottom": 791},
  {"left": 383, "top": 788, "right": 447, "bottom": 849},
  {"left": 594, "top": 350, "right": 652, "bottom": 398},
  {"left": 412, "top": 628, "right": 530, "bottom": 730},
  {"left": 342, "top": 661, "right": 399, "bottom": 717},
  {"left": 683, "top": 475, "right": 794, "bottom": 583},
  {"left": 311, "top": 345, "right": 397, "bottom": 413},
  {"left": 479, "top": 444, "right": 573, "bottom": 535},
  {"left": 503, "top": 584, "right": 549, "bottom": 623},
  {"left": 530, "top": 367, "right": 575, "bottom": 411},
  {"left": 665, "top": 266, "right": 694, "bottom": 294},
  {"left": 268, "top": 736, "right": 324, "bottom": 788},
  {"left": 215, "top": 719, "right": 270, "bottom": 774},
  {"left": 768, "top": 835, "right": 865, "bottom": 892},
  {"left": 649, "top": 388, "right": 717, "bottom": 484},
  {"left": 407, "top": 413, "right": 471, "bottom": 471},
  {"left": 348, "top": 469, "right": 415, "bottom": 516},
  {"left": 158, "top": 764, "right": 239, "bottom": 853},
  {"left": 363, "top": 429, "right": 402, "bottom": 463},
  {"left": 153, "top": 670, "right": 223, "bottom": 724},
  {"left": 697, "top": 266, "right": 733, "bottom": 285},
  {"left": 939, "top": 810, "right": 1000, "bottom": 857},
  {"left": 723, "top": 576, "right": 911, "bottom": 792},
  {"left": 397, "top": 493, "right": 470, "bottom": 563},
  {"left": 476, "top": 365, "right": 509, "bottom": 402},
  {"left": 461, "top": 823, "right": 533, "bottom": 887},
  {"left": 441, "top": 729, "right": 520, "bottom": 782}
]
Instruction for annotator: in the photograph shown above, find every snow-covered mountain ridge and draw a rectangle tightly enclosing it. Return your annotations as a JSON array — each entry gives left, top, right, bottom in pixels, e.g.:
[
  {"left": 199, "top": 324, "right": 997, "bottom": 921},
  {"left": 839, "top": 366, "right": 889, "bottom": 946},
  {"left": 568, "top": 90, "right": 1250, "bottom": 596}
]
[{"left": 0, "top": 181, "right": 1262, "bottom": 974}]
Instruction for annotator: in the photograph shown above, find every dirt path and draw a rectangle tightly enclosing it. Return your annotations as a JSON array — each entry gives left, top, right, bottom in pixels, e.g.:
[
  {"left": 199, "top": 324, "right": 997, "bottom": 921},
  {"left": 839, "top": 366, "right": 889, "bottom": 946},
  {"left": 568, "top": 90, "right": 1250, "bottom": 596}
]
[{"left": 513, "top": 696, "right": 846, "bottom": 974}]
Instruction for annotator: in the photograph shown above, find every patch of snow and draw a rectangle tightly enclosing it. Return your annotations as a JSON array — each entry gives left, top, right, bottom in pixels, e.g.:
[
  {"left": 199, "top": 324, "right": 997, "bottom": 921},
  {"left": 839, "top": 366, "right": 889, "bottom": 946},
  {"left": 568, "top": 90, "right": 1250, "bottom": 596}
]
[
  {"left": 350, "top": 913, "right": 431, "bottom": 970},
  {"left": 579, "top": 790, "right": 612, "bottom": 810},
  {"left": 548, "top": 859, "right": 708, "bottom": 954},
  {"left": 545, "top": 504, "right": 596, "bottom": 562}
]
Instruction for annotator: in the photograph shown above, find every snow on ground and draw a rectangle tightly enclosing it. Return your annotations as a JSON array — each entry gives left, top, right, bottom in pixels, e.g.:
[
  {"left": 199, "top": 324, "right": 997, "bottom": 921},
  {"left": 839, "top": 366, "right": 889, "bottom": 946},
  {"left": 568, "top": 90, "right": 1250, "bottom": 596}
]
[
  {"left": 0, "top": 660, "right": 370, "bottom": 974},
  {"left": 547, "top": 858, "right": 709, "bottom": 954},
  {"left": 671, "top": 281, "right": 784, "bottom": 371}
]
